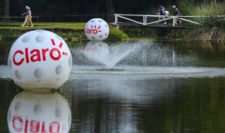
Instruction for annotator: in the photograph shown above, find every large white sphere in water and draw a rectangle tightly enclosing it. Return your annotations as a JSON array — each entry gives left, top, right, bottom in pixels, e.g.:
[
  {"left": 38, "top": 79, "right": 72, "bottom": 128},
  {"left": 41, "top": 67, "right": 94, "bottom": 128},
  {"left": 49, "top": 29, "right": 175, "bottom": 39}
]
[
  {"left": 7, "top": 91, "right": 71, "bottom": 133},
  {"left": 8, "top": 30, "right": 72, "bottom": 90},
  {"left": 84, "top": 18, "right": 109, "bottom": 41}
]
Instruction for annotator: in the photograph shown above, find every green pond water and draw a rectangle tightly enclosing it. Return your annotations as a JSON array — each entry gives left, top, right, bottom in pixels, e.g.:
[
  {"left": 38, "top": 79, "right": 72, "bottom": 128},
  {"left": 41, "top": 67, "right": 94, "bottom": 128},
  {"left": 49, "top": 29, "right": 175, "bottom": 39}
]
[{"left": 1, "top": 38, "right": 225, "bottom": 133}]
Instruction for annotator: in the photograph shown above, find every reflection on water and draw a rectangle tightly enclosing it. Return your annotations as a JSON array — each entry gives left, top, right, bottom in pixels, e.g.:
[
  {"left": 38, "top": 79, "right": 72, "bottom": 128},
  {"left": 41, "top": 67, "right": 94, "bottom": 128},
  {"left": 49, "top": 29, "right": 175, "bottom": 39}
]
[
  {"left": 67, "top": 78, "right": 225, "bottom": 133},
  {"left": 67, "top": 77, "right": 225, "bottom": 133},
  {"left": 7, "top": 91, "right": 71, "bottom": 133},
  {"left": 79, "top": 41, "right": 140, "bottom": 68},
  {"left": 72, "top": 40, "right": 225, "bottom": 67},
  {"left": 0, "top": 38, "right": 12, "bottom": 65},
  {"left": 1, "top": 72, "right": 225, "bottom": 132},
  {"left": 1, "top": 39, "right": 225, "bottom": 132},
  {"left": 1, "top": 38, "right": 225, "bottom": 67}
]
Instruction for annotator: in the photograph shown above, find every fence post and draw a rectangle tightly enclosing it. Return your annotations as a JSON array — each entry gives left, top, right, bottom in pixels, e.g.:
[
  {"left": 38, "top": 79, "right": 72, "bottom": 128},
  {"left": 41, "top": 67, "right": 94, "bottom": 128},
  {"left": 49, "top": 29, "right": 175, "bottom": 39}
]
[
  {"left": 172, "top": 16, "right": 176, "bottom": 26},
  {"left": 114, "top": 14, "right": 118, "bottom": 24},
  {"left": 143, "top": 15, "right": 147, "bottom": 25}
]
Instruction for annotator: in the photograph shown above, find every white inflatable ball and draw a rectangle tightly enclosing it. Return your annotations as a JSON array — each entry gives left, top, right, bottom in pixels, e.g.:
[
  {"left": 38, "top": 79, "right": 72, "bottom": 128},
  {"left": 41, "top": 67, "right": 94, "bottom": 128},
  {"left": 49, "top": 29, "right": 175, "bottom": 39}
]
[
  {"left": 8, "top": 30, "right": 72, "bottom": 90},
  {"left": 7, "top": 91, "right": 71, "bottom": 133},
  {"left": 84, "top": 18, "right": 109, "bottom": 41}
]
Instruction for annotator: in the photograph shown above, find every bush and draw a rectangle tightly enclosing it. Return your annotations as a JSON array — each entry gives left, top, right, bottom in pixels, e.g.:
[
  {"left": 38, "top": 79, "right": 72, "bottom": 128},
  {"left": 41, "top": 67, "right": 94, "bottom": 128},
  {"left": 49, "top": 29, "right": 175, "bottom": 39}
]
[{"left": 178, "top": 0, "right": 225, "bottom": 29}]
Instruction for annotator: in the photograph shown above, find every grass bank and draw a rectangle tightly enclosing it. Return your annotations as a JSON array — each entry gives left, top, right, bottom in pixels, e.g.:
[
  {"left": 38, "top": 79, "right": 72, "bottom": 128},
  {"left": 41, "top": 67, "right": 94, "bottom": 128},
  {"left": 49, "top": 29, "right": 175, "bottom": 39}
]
[
  {"left": 0, "top": 22, "right": 128, "bottom": 42},
  {"left": 179, "top": 1, "right": 225, "bottom": 28},
  {"left": 178, "top": 1, "right": 225, "bottom": 41},
  {"left": 179, "top": 1, "right": 225, "bottom": 16}
]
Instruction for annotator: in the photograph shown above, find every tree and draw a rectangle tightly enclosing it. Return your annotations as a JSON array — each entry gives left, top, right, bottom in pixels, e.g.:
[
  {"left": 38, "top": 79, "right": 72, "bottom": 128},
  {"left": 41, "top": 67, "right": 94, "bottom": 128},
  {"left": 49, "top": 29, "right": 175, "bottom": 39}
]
[
  {"left": 4, "top": 0, "right": 10, "bottom": 17},
  {"left": 105, "top": 0, "right": 114, "bottom": 21}
]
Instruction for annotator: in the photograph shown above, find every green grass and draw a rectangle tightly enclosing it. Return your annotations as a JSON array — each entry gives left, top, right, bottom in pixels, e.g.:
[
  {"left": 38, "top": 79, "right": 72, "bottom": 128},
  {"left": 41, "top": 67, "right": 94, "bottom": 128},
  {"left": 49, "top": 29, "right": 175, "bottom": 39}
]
[
  {"left": 179, "top": 1, "right": 225, "bottom": 16},
  {"left": 178, "top": 1, "right": 225, "bottom": 28},
  {"left": 109, "top": 26, "right": 128, "bottom": 41},
  {"left": 0, "top": 22, "right": 128, "bottom": 42},
  {"left": 0, "top": 22, "right": 85, "bottom": 30}
]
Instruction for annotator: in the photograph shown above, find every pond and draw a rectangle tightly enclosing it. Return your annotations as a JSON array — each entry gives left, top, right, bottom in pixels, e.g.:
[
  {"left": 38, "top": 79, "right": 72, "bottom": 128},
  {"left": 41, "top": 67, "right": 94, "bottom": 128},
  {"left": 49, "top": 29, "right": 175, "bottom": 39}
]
[{"left": 1, "top": 38, "right": 225, "bottom": 133}]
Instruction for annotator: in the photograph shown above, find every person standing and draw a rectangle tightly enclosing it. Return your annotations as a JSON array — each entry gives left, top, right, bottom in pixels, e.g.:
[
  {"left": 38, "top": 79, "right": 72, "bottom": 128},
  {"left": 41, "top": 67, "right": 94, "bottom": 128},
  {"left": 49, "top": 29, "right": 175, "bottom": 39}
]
[
  {"left": 159, "top": 5, "right": 166, "bottom": 20},
  {"left": 21, "top": 6, "right": 33, "bottom": 27},
  {"left": 159, "top": 5, "right": 169, "bottom": 24},
  {"left": 172, "top": 5, "right": 180, "bottom": 26}
]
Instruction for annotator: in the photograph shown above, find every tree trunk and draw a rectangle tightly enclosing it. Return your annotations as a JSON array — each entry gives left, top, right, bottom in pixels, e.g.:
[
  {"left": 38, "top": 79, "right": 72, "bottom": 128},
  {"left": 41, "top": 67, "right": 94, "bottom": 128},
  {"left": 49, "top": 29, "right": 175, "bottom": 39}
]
[
  {"left": 105, "top": 0, "right": 114, "bottom": 22},
  {"left": 4, "top": 0, "right": 10, "bottom": 21}
]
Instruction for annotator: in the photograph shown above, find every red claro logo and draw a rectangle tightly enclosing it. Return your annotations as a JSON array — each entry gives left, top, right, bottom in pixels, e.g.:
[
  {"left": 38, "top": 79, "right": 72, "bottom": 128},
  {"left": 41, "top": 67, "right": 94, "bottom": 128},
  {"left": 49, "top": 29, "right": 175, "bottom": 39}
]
[
  {"left": 12, "top": 116, "right": 68, "bottom": 133},
  {"left": 85, "top": 25, "right": 101, "bottom": 34},
  {"left": 13, "top": 39, "right": 68, "bottom": 66}
]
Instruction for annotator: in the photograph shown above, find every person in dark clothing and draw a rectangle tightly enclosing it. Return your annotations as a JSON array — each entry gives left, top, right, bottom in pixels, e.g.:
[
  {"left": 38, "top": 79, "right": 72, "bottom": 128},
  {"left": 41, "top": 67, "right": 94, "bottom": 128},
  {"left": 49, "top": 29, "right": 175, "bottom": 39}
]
[
  {"left": 159, "top": 5, "right": 165, "bottom": 16},
  {"left": 172, "top": 5, "right": 181, "bottom": 26},
  {"left": 159, "top": 5, "right": 165, "bottom": 20},
  {"left": 158, "top": 5, "right": 169, "bottom": 24},
  {"left": 172, "top": 5, "right": 179, "bottom": 16}
]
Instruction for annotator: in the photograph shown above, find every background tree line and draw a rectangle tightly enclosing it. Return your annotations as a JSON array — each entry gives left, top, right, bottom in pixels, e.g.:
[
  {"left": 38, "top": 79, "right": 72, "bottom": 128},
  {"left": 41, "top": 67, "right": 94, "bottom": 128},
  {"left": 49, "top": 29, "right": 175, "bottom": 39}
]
[{"left": 0, "top": 0, "right": 224, "bottom": 21}]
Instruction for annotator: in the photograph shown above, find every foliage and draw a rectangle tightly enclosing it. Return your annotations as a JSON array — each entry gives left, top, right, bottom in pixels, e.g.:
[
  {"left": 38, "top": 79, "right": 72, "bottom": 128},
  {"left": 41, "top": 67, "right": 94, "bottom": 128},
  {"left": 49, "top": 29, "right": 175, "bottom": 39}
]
[
  {"left": 178, "top": 0, "right": 225, "bottom": 28},
  {"left": 2, "top": 0, "right": 174, "bottom": 17},
  {"left": 179, "top": 0, "right": 225, "bottom": 15},
  {"left": 108, "top": 26, "right": 128, "bottom": 41}
]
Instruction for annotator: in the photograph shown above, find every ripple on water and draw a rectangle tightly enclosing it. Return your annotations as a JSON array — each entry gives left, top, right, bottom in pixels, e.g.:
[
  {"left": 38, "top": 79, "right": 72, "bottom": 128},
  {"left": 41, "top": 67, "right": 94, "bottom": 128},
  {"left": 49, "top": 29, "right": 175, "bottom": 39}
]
[
  {"left": 1, "top": 65, "right": 225, "bottom": 80},
  {"left": 71, "top": 65, "right": 225, "bottom": 80}
]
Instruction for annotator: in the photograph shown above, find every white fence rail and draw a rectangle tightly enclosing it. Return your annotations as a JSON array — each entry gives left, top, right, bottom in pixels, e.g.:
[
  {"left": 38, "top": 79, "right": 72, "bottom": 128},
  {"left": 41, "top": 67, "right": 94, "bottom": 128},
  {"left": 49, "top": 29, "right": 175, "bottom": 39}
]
[{"left": 114, "top": 14, "right": 225, "bottom": 27}]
